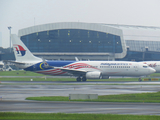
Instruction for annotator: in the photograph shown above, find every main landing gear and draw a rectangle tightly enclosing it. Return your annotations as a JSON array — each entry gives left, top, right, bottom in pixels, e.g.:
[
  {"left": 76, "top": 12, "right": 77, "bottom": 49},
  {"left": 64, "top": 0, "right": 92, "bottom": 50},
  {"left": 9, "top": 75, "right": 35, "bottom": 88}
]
[{"left": 76, "top": 76, "right": 87, "bottom": 82}]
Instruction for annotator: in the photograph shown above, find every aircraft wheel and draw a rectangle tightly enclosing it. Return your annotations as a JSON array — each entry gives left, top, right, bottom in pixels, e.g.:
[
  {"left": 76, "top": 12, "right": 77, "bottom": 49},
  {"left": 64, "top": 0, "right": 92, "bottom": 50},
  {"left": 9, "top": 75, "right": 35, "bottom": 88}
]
[
  {"left": 82, "top": 77, "right": 87, "bottom": 82},
  {"left": 76, "top": 77, "right": 81, "bottom": 82}
]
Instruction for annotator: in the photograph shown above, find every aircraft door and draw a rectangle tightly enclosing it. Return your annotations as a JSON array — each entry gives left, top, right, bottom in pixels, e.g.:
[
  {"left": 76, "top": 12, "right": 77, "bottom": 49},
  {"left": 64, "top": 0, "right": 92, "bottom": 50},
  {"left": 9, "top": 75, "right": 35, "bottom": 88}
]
[
  {"left": 134, "top": 65, "right": 138, "bottom": 72},
  {"left": 33, "top": 64, "right": 37, "bottom": 71}
]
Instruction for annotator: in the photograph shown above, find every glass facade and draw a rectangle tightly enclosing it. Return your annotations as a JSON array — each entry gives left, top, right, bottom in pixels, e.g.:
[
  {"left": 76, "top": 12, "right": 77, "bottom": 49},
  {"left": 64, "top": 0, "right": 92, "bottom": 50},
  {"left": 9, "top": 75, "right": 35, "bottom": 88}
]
[
  {"left": 20, "top": 29, "right": 123, "bottom": 53},
  {"left": 126, "top": 40, "right": 160, "bottom": 52},
  {"left": 117, "top": 51, "right": 160, "bottom": 61}
]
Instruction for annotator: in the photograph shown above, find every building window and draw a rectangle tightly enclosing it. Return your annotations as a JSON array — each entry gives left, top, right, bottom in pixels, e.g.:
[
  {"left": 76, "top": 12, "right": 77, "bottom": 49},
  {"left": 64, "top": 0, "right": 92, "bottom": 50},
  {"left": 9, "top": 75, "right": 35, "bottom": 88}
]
[{"left": 88, "top": 31, "right": 90, "bottom": 38}]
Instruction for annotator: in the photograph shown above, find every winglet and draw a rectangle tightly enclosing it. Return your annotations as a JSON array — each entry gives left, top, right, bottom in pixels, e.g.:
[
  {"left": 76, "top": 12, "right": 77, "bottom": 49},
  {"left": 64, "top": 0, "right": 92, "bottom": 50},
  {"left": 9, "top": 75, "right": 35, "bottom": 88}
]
[{"left": 75, "top": 57, "right": 79, "bottom": 61}]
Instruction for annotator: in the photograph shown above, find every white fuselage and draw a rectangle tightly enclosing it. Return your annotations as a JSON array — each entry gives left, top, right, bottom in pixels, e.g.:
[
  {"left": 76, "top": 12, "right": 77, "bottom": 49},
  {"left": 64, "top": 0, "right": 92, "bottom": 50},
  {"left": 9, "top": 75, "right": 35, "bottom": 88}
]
[
  {"left": 20, "top": 61, "right": 156, "bottom": 77},
  {"left": 64, "top": 61, "right": 155, "bottom": 76}
]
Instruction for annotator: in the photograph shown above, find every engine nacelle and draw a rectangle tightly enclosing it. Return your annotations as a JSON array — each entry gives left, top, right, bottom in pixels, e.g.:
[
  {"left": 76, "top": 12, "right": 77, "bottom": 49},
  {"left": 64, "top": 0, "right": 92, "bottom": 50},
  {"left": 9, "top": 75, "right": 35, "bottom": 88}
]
[{"left": 86, "top": 71, "right": 102, "bottom": 79}]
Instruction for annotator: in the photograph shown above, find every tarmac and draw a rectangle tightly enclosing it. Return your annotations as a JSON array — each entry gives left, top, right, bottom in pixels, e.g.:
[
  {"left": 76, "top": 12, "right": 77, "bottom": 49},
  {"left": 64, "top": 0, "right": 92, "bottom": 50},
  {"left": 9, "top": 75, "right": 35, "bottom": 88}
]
[{"left": 0, "top": 81, "right": 160, "bottom": 115}]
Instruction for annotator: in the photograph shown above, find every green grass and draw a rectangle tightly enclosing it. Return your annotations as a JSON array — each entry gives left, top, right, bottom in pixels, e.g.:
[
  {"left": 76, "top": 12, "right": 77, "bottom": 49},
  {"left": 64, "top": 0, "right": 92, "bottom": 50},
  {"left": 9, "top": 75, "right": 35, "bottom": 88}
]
[
  {"left": 0, "top": 70, "right": 160, "bottom": 82},
  {"left": 0, "top": 112, "right": 160, "bottom": 120},
  {"left": 0, "top": 77, "right": 76, "bottom": 81},
  {"left": 0, "top": 77, "right": 142, "bottom": 82},
  {"left": 97, "top": 92, "right": 160, "bottom": 103},
  {"left": 0, "top": 70, "right": 44, "bottom": 76},
  {"left": 0, "top": 70, "right": 144, "bottom": 81},
  {"left": 26, "top": 92, "right": 160, "bottom": 103},
  {"left": 150, "top": 73, "right": 160, "bottom": 77},
  {"left": 0, "top": 77, "right": 159, "bottom": 82},
  {"left": 0, "top": 70, "right": 160, "bottom": 77}
]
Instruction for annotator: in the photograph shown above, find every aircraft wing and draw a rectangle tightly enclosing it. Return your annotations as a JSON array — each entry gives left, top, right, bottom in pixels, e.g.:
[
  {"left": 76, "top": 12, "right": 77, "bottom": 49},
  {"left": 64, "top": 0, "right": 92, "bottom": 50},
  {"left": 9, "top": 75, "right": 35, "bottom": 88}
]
[{"left": 54, "top": 67, "right": 87, "bottom": 76}]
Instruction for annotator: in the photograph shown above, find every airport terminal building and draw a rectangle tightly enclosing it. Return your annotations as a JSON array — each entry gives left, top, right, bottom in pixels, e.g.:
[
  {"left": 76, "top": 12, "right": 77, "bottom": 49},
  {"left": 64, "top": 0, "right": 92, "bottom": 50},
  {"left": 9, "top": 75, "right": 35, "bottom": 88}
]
[
  {"left": 15, "top": 22, "right": 160, "bottom": 61},
  {"left": 18, "top": 22, "right": 126, "bottom": 61}
]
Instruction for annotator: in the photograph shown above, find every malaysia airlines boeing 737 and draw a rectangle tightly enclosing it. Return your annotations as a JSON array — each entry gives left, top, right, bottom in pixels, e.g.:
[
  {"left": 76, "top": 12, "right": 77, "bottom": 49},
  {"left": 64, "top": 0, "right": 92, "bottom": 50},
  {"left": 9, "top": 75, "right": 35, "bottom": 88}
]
[{"left": 10, "top": 34, "right": 155, "bottom": 82}]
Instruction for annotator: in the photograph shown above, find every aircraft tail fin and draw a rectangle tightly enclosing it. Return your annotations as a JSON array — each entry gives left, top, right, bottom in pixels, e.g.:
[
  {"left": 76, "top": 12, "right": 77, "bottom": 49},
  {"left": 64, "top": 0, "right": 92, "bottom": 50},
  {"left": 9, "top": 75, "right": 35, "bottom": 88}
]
[{"left": 11, "top": 34, "right": 42, "bottom": 62}]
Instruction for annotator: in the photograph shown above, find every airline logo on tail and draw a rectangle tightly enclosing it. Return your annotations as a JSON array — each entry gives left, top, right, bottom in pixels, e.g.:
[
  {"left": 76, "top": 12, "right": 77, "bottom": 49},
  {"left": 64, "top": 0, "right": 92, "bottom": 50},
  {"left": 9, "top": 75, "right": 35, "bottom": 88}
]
[{"left": 13, "top": 44, "right": 26, "bottom": 56}]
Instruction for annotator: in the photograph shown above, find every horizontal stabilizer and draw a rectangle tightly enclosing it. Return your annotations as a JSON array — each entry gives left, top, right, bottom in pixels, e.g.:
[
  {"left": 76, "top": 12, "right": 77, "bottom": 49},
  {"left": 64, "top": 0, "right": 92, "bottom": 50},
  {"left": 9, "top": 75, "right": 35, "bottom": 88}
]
[{"left": 3, "top": 60, "right": 25, "bottom": 65}]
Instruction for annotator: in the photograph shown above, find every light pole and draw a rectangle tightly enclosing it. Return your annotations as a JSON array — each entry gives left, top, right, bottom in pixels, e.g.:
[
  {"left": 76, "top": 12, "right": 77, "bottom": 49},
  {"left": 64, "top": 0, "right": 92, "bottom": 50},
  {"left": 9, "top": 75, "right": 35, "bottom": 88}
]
[{"left": 8, "top": 26, "right": 12, "bottom": 52}]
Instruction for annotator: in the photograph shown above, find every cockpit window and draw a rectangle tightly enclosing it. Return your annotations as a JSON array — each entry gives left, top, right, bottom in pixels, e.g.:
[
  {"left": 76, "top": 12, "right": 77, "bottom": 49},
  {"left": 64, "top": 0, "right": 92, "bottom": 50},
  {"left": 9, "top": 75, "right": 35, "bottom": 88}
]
[{"left": 143, "top": 66, "right": 148, "bottom": 68}]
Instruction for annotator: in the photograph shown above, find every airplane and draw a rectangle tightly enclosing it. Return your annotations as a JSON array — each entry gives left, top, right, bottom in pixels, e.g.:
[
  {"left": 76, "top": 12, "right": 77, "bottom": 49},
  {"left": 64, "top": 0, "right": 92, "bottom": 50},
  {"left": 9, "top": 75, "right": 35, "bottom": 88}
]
[{"left": 10, "top": 34, "right": 156, "bottom": 82}]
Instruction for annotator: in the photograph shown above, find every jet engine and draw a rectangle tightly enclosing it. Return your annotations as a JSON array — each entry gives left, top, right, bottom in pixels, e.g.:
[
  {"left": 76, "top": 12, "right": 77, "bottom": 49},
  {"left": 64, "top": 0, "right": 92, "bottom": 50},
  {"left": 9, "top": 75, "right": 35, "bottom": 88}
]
[{"left": 86, "top": 71, "right": 102, "bottom": 79}]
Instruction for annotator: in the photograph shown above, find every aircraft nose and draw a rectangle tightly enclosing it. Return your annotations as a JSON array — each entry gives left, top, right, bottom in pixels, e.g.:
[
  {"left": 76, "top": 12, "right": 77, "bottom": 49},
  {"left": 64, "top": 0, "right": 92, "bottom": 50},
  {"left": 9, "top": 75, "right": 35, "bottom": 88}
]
[{"left": 150, "top": 68, "right": 156, "bottom": 73}]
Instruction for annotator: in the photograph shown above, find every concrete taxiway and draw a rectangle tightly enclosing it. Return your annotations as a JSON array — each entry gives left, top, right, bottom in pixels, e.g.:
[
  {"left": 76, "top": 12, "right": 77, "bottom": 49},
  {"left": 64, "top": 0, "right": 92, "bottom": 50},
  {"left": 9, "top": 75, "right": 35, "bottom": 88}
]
[
  {"left": 1, "top": 81, "right": 160, "bottom": 115},
  {"left": 1, "top": 101, "right": 160, "bottom": 115},
  {"left": 1, "top": 81, "right": 160, "bottom": 100}
]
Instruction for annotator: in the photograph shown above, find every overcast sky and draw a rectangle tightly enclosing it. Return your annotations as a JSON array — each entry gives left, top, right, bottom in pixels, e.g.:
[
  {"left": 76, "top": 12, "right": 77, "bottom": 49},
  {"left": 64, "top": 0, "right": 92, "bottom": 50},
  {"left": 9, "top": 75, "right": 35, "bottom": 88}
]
[{"left": 1, "top": 0, "right": 160, "bottom": 48}]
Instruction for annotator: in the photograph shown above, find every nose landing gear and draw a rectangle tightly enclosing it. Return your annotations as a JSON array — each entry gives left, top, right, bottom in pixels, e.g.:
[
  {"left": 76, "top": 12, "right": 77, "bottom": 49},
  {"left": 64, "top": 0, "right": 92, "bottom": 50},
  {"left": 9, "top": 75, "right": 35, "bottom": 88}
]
[{"left": 138, "top": 78, "right": 142, "bottom": 82}]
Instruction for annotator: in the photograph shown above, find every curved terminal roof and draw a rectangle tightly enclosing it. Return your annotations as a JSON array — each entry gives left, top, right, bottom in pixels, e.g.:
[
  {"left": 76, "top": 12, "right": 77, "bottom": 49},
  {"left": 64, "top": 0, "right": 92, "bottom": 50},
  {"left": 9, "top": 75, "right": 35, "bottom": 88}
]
[
  {"left": 105, "top": 24, "right": 160, "bottom": 41},
  {"left": 104, "top": 24, "right": 160, "bottom": 52},
  {"left": 18, "top": 22, "right": 127, "bottom": 58}
]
